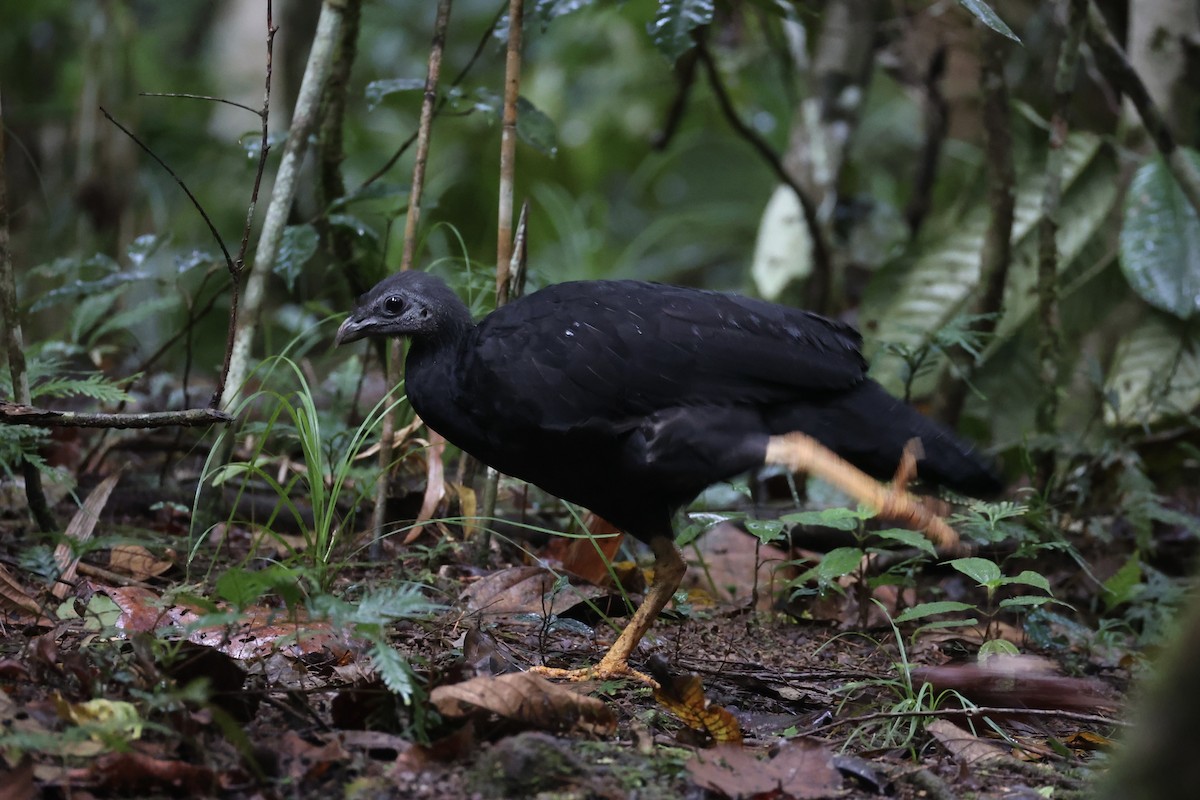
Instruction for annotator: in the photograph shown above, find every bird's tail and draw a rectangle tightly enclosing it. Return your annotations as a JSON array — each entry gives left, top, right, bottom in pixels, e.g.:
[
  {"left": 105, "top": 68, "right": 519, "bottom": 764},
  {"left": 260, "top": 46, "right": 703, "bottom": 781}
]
[{"left": 767, "top": 380, "right": 1002, "bottom": 498}]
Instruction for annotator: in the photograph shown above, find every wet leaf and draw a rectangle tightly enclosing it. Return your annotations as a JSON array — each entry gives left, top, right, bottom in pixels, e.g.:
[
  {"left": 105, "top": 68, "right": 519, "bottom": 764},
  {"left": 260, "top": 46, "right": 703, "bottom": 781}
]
[
  {"left": 948, "top": 556, "right": 1002, "bottom": 587},
  {"left": 999, "top": 570, "right": 1051, "bottom": 593},
  {"left": 365, "top": 77, "right": 426, "bottom": 111},
  {"left": 815, "top": 547, "right": 864, "bottom": 580},
  {"left": 650, "top": 0, "right": 714, "bottom": 61},
  {"left": 894, "top": 600, "right": 977, "bottom": 624},
  {"left": 275, "top": 224, "right": 319, "bottom": 292},
  {"left": 1120, "top": 149, "right": 1200, "bottom": 319},
  {"left": 780, "top": 506, "right": 869, "bottom": 531},
  {"left": 957, "top": 0, "right": 1021, "bottom": 43}
]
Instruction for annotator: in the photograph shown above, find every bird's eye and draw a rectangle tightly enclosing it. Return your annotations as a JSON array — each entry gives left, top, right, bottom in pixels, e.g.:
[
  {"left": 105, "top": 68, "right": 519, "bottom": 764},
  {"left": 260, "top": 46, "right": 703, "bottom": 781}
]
[{"left": 384, "top": 296, "right": 404, "bottom": 315}]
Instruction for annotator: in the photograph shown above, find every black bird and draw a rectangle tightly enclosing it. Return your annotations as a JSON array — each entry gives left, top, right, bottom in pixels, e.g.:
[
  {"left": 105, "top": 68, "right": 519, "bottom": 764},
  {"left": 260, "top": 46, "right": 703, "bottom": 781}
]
[{"left": 336, "top": 271, "right": 1000, "bottom": 683}]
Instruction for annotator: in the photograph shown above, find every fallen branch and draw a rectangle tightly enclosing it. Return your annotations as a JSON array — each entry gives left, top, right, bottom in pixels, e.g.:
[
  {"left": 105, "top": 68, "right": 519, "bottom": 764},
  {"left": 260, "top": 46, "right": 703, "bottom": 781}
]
[{"left": 0, "top": 403, "right": 232, "bottom": 429}]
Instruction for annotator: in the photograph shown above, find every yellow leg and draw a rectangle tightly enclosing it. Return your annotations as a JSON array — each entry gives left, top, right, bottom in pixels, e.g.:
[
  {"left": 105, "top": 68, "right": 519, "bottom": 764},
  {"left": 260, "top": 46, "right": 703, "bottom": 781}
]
[
  {"left": 764, "top": 432, "right": 959, "bottom": 550},
  {"left": 530, "top": 536, "right": 684, "bottom": 688}
]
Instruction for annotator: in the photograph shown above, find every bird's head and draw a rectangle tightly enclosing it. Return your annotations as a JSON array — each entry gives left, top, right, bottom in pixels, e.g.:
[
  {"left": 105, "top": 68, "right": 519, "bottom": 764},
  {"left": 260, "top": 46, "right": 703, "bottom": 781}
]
[{"left": 335, "top": 270, "right": 467, "bottom": 345}]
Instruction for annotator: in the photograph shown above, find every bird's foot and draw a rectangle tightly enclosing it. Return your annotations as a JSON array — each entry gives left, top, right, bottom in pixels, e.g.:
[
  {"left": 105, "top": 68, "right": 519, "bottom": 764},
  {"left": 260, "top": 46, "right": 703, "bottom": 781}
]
[{"left": 529, "top": 659, "right": 659, "bottom": 688}]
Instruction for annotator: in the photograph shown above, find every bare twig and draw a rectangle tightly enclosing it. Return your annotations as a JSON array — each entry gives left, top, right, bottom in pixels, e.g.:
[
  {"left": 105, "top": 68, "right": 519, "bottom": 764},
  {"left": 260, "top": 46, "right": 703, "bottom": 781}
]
[
  {"left": 1085, "top": 0, "right": 1200, "bottom": 217},
  {"left": 140, "top": 92, "right": 261, "bottom": 116},
  {"left": 221, "top": 0, "right": 343, "bottom": 411},
  {"left": 480, "top": 0, "right": 525, "bottom": 538},
  {"left": 652, "top": 49, "right": 698, "bottom": 151},
  {"left": 1034, "top": 0, "right": 1087, "bottom": 489},
  {"left": 906, "top": 46, "right": 948, "bottom": 234},
  {"left": 0, "top": 85, "right": 56, "bottom": 531},
  {"left": 371, "top": 0, "right": 454, "bottom": 551},
  {"left": 359, "top": 2, "right": 506, "bottom": 190},
  {"left": 99, "top": 107, "right": 235, "bottom": 274},
  {"left": 0, "top": 403, "right": 232, "bottom": 428},
  {"left": 494, "top": 0, "right": 524, "bottom": 306},
  {"left": 317, "top": 0, "right": 363, "bottom": 288},
  {"left": 694, "top": 35, "right": 832, "bottom": 309},
  {"left": 933, "top": 27, "right": 1015, "bottom": 427}
]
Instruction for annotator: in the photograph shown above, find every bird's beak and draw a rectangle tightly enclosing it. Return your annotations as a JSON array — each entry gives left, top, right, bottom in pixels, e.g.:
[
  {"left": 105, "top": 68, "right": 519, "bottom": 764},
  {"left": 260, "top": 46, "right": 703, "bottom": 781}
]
[{"left": 335, "top": 315, "right": 368, "bottom": 346}]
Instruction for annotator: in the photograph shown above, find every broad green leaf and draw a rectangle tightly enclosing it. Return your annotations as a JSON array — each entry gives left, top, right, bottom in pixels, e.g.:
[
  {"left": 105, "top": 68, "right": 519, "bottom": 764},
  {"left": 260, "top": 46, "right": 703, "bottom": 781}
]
[
  {"left": 743, "top": 518, "right": 786, "bottom": 544},
  {"left": 240, "top": 130, "right": 287, "bottom": 160},
  {"left": 998, "top": 569, "right": 1051, "bottom": 593},
  {"left": 516, "top": 96, "right": 559, "bottom": 156},
  {"left": 460, "top": 90, "right": 558, "bottom": 156},
  {"left": 70, "top": 290, "right": 122, "bottom": 344},
  {"left": 365, "top": 78, "right": 426, "bottom": 111},
  {"left": 864, "top": 133, "right": 1115, "bottom": 396},
  {"left": 1102, "top": 555, "right": 1142, "bottom": 610},
  {"left": 649, "top": 0, "right": 714, "bottom": 61},
  {"left": 87, "top": 296, "right": 178, "bottom": 347},
  {"left": 816, "top": 546, "right": 864, "bottom": 579},
  {"left": 752, "top": 184, "right": 813, "bottom": 300},
  {"left": 328, "top": 214, "right": 383, "bottom": 243},
  {"left": 998, "top": 595, "right": 1057, "bottom": 609},
  {"left": 780, "top": 506, "right": 869, "bottom": 531},
  {"left": 979, "top": 638, "right": 1021, "bottom": 659},
  {"left": 29, "top": 266, "right": 145, "bottom": 312},
  {"left": 912, "top": 617, "right": 979, "bottom": 634},
  {"left": 535, "top": 0, "right": 595, "bottom": 24},
  {"left": 948, "top": 556, "right": 1002, "bottom": 587},
  {"left": 30, "top": 252, "right": 121, "bottom": 281},
  {"left": 1120, "top": 149, "right": 1200, "bottom": 319},
  {"left": 1104, "top": 312, "right": 1200, "bottom": 425},
  {"left": 328, "top": 181, "right": 410, "bottom": 211},
  {"left": 126, "top": 234, "right": 164, "bottom": 267},
  {"left": 894, "top": 600, "right": 977, "bottom": 623},
  {"left": 215, "top": 567, "right": 270, "bottom": 608},
  {"left": 957, "top": 0, "right": 1021, "bottom": 43},
  {"left": 175, "top": 250, "right": 220, "bottom": 274},
  {"left": 276, "top": 224, "right": 320, "bottom": 292},
  {"left": 872, "top": 528, "right": 937, "bottom": 556}
]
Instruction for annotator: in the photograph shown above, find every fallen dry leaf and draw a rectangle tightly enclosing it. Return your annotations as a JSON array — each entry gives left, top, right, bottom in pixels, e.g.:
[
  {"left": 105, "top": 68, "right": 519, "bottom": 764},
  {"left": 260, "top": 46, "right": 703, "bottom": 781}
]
[
  {"left": 0, "top": 563, "right": 51, "bottom": 625},
  {"left": 556, "top": 514, "right": 625, "bottom": 586},
  {"left": 53, "top": 473, "right": 120, "bottom": 599},
  {"left": 407, "top": 430, "right": 446, "bottom": 543},
  {"left": 459, "top": 565, "right": 615, "bottom": 619},
  {"left": 431, "top": 671, "right": 616, "bottom": 736},
  {"left": 276, "top": 730, "right": 349, "bottom": 782},
  {"left": 686, "top": 740, "right": 842, "bottom": 799},
  {"left": 100, "top": 585, "right": 344, "bottom": 660},
  {"left": 927, "top": 719, "right": 1009, "bottom": 765},
  {"left": 109, "top": 545, "right": 173, "bottom": 580},
  {"left": 0, "top": 757, "right": 37, "bottom": 800},
  {"left": 91, "top": 751, "right": 218, "bottom": 795}
]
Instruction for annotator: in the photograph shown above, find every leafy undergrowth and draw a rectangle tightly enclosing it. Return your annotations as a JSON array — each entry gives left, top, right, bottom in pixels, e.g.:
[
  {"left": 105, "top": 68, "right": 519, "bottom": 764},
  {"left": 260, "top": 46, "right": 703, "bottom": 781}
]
[{"left": 1, "top": 422, "right": 1193, "bottom": 799}]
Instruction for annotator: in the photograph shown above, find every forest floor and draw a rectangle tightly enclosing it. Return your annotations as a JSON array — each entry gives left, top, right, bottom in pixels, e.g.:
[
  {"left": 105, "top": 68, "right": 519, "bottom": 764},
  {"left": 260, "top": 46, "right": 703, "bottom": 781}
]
[{"left": 0, "top": 441, "right": 1162, "bottom": 799}]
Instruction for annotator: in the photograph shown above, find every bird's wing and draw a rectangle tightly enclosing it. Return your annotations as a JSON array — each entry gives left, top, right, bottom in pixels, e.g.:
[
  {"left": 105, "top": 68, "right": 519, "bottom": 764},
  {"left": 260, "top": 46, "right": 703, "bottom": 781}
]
[{"left": 461, "top": 281, "right": 867, "bottom": 433}]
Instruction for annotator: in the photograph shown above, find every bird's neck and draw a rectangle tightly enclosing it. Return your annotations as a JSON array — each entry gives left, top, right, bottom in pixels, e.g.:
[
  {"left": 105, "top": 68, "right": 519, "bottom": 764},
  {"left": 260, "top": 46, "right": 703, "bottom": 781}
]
[{"left": 406, "top": 303, "right": 473, "bottom": 379}]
